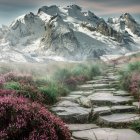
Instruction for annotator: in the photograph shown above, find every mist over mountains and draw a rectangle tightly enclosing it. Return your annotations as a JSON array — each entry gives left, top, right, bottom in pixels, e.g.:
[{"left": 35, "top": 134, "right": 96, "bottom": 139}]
[{"left": 0, "top": 5, "right": 140, "bottom": 62}]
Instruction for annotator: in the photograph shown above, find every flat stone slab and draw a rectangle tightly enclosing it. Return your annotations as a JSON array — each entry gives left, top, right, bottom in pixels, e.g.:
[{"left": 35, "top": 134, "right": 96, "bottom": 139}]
[
  {"left": 94, "top": 88, "right": 116, "bottom": 92},
  {"left": 86, "top": 79, "right": 109, "bottom": 84},
  {"left": 93, "top": 106, "right": 111, "bottom": 116},
  {"left": 55, "top": 101, "right": 80, "bottom": 107},
  {"left": 107, "top": 75, "right": 120, "bottom": 80},
  {"left": 67, "top": 124, "right": 98, "bottom": 131},
  {"left": 93, "top": 105, "right": 137, "bottom": 117},
  {"left": 70, "top": 91, "right": 93, "bottom": 96},
  {"left": 99, "top": 113, "right": 140, "bottom": 126},
  {"left": 113, "top": 90, "right": 131, "bottom": 96},
  {"left": 88, "top": 92, "right": 133, "bottom": 106},
  {"left": 72, "top": 128, "right": 140, "bottom": 140},
  {"left": 61, "top": 95, "right": 82, "bottom": 102},
  {"left": 77, "top": 83, "right": 111, "bottom": 91},
  {"left": 111, "top": 105, "right": 137, "bottom": 113},
  {"left": 77, "top": 84, "right": 93, "bottom": 90},
  {"left": 93, "top": 83, "right": 110, "bottom": 89},
  {"left": 51, "top": 106, "right": 91, "bottom": 123}
]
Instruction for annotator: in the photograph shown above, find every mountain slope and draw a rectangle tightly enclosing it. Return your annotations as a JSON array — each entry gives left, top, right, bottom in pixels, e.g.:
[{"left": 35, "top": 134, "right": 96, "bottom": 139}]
[{"left": 0, "top": 5, "right": 140, "bottom": 62}]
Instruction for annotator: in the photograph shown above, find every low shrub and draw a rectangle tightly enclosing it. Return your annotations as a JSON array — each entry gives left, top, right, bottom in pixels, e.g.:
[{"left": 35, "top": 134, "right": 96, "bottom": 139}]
[
  {"left": 3, "top": 72, "right": 33, "bottom": 84},
  {"left": 39, "top": 83, "right": 69, "bottom": 104},
  {"left": 131, "top": 120, "right": 140, "bottom": 134},
  {"left": 54, "top": 69, "right": 71, "bottom": 83},
  {"left": 0, "top": 77, "right": 5, "bottom": 88},
  {"left": 89, "top": 64, "right": 102, "bottom": 77},
  {"left": 0, "top": 96, "right": 71, "bottom": 140},
  {"left": 53, "top": 63, "right": 103, "bottom": 90},
  {"left": 39, "top": 86, "right": 57, "bottom": 104},
  {"left": 64, "top": 75, "right": 88, "bottom": 89},
  {"left": 119, "top": 61, "right": 140, "bottom": 99},
  {"left": 0, "top": 89, "right": 16, "bottom": 97},
  {"left": 17, "top": 84, "right": 44, "bottom": 103},
  {"left": 4, "top": 82, "right": 21, "bottom": 90},
  {"left": 129, "top": 72, "right": 140, "bottom": 98},
  {"left": 1, "top": 76, "right": 69, "bottom": 105},
  {"left": 128, "top": 61, "right": 140, "bottom": 71}
]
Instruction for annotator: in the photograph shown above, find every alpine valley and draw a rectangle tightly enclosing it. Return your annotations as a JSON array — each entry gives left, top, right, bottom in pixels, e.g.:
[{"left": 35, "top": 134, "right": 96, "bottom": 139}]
[{"left": 0, "top": 5, "right": 140, "bottom": 62}]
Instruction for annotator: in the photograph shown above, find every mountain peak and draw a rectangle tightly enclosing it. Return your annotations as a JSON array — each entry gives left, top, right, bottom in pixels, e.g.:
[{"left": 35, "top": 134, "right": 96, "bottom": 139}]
[
  {"left": 120, "top": 13, "right": 136, "bottom": 23},
  {"left": 0, "top": 4, "right": 140, "bottom": 62},
  {"left": 68, "top": 5, "right": 82, "bottom": 11},
  {"left": 38, "top": 5, "right": 60, "bottom": 16}
]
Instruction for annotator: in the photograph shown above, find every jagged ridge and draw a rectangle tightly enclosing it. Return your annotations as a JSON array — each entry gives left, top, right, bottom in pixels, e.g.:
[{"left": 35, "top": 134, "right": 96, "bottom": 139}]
[{"left": 0, "top": 5, "right": 140, "bottom": 62}]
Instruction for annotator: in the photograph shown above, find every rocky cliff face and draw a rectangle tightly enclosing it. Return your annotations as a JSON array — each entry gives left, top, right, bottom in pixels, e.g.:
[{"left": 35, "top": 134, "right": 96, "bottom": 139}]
[
  {"left": 0, "top": 5, "right": 140, "bottom": 62},
  {"left": 39, "top": 15, "right": 80, "bottom": 59},
  {"left": 120, "top": 13, "right": 140, "bottom": 36}
]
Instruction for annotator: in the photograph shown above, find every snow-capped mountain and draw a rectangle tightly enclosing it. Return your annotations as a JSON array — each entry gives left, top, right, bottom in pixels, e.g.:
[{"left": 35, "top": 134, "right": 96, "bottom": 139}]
[{"left": 0, "top": 5, "right": 140, "bottom": 62}]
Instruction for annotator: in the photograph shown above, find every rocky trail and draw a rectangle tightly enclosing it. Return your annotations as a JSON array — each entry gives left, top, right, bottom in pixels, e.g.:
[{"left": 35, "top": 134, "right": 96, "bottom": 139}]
[{"left": 51, "top": 66, "right": 140, "bottom": 140}]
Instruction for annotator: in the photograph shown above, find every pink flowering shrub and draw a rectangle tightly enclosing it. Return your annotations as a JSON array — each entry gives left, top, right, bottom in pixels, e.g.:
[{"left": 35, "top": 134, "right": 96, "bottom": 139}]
[
  {"left": 18, "top": 84, "right": 45, "bottom": 103},
  {"left": 129, "top": 72, "right": 140, "bottom": 98},
  {"left": 0, "top": 96, "right": 71, "bottom": 140},
  {"left": 2, "top": 72, "right": 33, "bottom": 84},
  {"left": 0, "top": 89, "right": 16, "bottom": 97},
  {"left": 120, "top": 62, "right": 140, "bottom": 99},
  {"left": 64, "top": 75, "right": 89, "bottom": 89},
  {"left": 0, "top": 77, "right": 5, "bottom": 88}
]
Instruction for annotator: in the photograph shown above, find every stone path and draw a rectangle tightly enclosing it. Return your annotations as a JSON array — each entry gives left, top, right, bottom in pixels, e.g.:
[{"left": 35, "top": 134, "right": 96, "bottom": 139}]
[{"left": 51, "top": 66, "right": 140, "bottom": 140}]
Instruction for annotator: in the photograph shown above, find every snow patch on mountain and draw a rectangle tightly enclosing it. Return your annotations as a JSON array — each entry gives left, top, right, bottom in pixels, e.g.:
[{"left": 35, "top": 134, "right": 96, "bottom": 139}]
[{"left": 0, "top": 5, "right": 140, "bottom": 62}]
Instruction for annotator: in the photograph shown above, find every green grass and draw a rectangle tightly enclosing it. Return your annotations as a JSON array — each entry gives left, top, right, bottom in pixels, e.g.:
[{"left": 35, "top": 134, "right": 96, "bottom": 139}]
[
  {"left": 4, "top": 82, "right": 21, "bottom": 90},
  {"left": 0, "top": 61, "right": 105, "bottom": 105},
  {"left": 53, "top": 63, "right": 104, "bottom": 90},
  {"left": 119, "top": 62, "right": 140, "bottom": 87},
  {"left": 131, "top": 120, "right": 140, "bottom": 134},
  {"left": 119, "top": 61, "right": 140, "bottom": 99},
  {"left": 39, "top": 83, "right": 69, "bottom": 104}
]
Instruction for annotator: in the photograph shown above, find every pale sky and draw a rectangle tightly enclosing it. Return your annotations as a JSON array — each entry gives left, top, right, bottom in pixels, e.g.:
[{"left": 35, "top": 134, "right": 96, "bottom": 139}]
[{"left": 0, "top": 0, "right": 140, "bottom": 26}]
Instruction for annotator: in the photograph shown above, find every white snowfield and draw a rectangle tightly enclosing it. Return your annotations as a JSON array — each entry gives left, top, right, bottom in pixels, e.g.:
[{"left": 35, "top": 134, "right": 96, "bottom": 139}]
[{"left": 0, "top": 5, "right": 140, "bottom": 62}]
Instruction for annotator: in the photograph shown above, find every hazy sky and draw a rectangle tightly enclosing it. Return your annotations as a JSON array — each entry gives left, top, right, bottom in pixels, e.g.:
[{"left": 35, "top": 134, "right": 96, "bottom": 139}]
[{"left": 0, "top": 0, "right": 140, "bottom": 26}]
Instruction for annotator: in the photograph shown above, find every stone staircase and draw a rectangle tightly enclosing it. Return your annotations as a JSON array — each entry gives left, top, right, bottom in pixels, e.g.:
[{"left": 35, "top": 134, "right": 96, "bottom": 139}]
[{"left": 51, "top": 66, "right": 140, "bottom": 140}]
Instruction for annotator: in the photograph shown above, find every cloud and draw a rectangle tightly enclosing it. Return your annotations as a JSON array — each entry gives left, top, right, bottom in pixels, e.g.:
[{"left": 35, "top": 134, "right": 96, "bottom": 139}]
[
  {"left": 79, "top": 0, "right": 140, "bottom": 15},
  {"left": 0, "top": 0, "right": 140, "bottom": 25},
  {"left": 0, "top": 0, "right": 140, "bottom": 14}
]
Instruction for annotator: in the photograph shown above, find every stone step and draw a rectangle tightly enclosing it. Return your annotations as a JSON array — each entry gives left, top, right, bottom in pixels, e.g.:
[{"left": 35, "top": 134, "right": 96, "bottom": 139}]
[
  {"left": 88, "top": 92, "right": 133, "bottom": 106},
  {"left": 60, "top": 95, "right": 82, "bottom": 102},
  {"left": 93, "top": 84, "right": 110, "bottom": 89},
  {"left": 77, "top": 84, "right": 94, "bottom": 90},
  {"left": 54, "top": 100, "right": 80, "bottom": 107},
  {"left": 113, "top": 90, "right": 131, "bottom": 96},
  {"left": 92, "top": 76, "right": 105, "bottom": 80},
  {"left": 86, "top": 80, "right": 110, "bottom": 84},
  {"left": 67, "top": 124, "right": 99, "bottom": 132},
  {"left": 106, "top": 75, "right": 120, "bottom": 80},
  {"left": 86, "top": 79, "right": 119, "bottom": 84},
  {"left": 77, "top": 84, "right": 110, "bottom": 90},
  {"left": 98, "top": 113, "right": 140, "bottom": 127},
  {"left": 93, "top": 106, "right": 111, "bottom": 116},
  {"left": 94, "top": 88, "right": 116, "bottom": 92},
  {"left": 106, "top": 72, "right": 116, "bottom": 76},
  {"left": 71, "top": 127, "right": 140, "bottom": 140},
  {"left": 70, "top": 90, "right": 93, "bottom": 96},
  {"left": 93, "top": 105, "right": 137, "bottom": 116},
  {"left": 111, "top": 105, "right": 137, "bottom": 113},
  {"left": 51, "top": 105, "right": 91, "bottom": 123}
]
